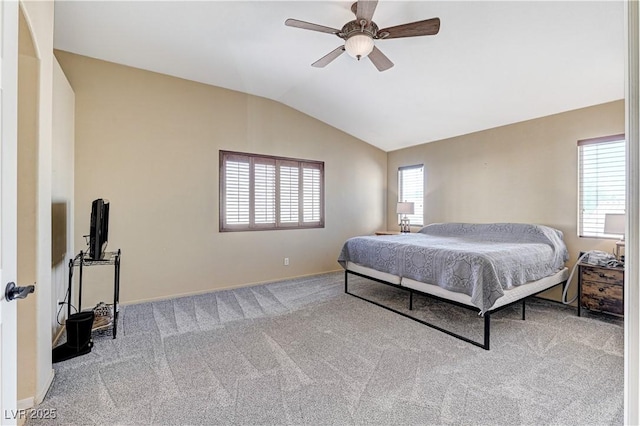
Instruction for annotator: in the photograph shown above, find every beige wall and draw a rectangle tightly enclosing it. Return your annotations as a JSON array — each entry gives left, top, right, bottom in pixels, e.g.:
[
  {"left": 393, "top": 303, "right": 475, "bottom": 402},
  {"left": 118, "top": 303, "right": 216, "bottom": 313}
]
[
  {"left": 388, "top": 100, "right": 625, "bottom": 300},
  {"left": 54, "top": 51, "right": 387, "bottom": 306},
  {"left": 51, "top": 57, "right": 75, "bottom": 342}
]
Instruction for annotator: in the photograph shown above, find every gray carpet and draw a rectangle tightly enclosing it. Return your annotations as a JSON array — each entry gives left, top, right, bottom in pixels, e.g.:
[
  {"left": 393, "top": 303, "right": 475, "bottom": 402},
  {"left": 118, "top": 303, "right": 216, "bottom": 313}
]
[{"left": 30, "top": 272, "right": 623, "bottom": 425}]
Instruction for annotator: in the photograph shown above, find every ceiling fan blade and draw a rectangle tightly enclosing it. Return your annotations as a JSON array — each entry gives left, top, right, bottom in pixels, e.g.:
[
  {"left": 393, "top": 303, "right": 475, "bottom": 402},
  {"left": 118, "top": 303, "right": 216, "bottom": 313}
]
[
  {"left": 312, "top": 46, "right": 346, "bottom": 68},
  {"left": 285, "top": 19, "right": 340, "bottom": 35},
  {"left": 368, "top": 46, "right": 394, "bottom": 72},
  {"left": 378, "top": 17, "right": 440, "bottom": 39},
  {"left": 355, "top": 0, "right": 378, "bottom": 23}
]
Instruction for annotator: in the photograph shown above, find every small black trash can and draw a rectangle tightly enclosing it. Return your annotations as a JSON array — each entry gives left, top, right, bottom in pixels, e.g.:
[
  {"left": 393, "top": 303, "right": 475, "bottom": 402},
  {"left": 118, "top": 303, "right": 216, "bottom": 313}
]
[{"left": 52, "top": 311, "right": 95, "bottom": 363}]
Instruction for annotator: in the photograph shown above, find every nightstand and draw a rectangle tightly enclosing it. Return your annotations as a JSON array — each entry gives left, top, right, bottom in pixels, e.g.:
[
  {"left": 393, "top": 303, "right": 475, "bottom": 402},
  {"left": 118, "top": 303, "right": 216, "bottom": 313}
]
[
  {"left": 578, "top": 262, "right": 624, "bottom": 317},
  {"left": 375, "top": 231, "right": 401, "bottom": 235}
]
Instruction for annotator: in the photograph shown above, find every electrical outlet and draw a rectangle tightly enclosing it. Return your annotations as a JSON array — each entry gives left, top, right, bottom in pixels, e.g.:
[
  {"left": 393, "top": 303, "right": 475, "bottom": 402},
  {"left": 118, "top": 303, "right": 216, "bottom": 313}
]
[{"left": 284, "top": 257, "right": 289, "bottom": 266}]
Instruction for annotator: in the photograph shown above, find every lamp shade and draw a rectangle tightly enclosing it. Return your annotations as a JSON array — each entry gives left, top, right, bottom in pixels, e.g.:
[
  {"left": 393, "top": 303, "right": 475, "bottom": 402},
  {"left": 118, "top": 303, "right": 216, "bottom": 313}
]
[
  {"left": 604, "top": 213, "right": 625, "bottom": 237},
  {"left": 396, "top": 202, "right": 415, "bottom": 215},
  {"left": 345, "top": 34, "right": 374, "bottom": 59}
]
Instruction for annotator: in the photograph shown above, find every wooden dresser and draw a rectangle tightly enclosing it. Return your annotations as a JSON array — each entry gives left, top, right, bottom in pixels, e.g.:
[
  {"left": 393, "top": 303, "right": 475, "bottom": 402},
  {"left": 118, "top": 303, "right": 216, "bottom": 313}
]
[{"left": 578, "top": 262, "right": 624, "bottom": 317}]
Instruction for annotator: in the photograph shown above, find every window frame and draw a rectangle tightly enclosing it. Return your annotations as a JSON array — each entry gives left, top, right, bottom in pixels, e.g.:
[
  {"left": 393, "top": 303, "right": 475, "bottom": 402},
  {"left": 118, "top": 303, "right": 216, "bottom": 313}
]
[
  {"left": 398, "top": 164, "right": 424, "bottom": 228},
  {"left": 577, "top": 134, "right": 626, "bottom": 239},
  {"left": 219, "top": 150, "right": 325, "bottom": 232}
]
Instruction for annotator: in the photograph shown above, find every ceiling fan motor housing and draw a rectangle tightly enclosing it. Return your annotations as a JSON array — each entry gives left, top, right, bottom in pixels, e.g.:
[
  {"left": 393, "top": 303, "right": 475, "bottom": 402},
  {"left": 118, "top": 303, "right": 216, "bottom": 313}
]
[{"left": 339, "top": 20, "right": 378, "bottom": 40}]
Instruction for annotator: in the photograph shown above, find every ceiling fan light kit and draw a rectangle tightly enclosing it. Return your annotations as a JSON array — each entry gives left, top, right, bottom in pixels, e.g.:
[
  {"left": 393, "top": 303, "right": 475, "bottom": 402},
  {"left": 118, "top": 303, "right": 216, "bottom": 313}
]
[
  {"left": 345, "top": 33, "right": 374, "bottom": 60},
  {"left": 285, "top": 0, "right": 440, "bottom": 72}
]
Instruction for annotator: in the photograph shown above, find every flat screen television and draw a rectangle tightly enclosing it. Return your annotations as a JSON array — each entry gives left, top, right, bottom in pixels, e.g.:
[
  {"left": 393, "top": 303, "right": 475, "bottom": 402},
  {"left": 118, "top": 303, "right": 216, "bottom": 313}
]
[{"left": 89, "top": 198, "right": 110, "bottom": 260}]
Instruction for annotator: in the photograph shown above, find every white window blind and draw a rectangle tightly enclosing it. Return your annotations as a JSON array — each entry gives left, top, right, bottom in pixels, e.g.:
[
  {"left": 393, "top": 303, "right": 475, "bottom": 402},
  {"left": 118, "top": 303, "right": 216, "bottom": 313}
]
[
  {"left": 578, "top": 135, "right": 625, "bottom": 238},
  {"left": 398, "top": 165, "right": 424, "bottom": 227},
  {"left": 220, "top": 151, "right": 324, "bottom": 231}
]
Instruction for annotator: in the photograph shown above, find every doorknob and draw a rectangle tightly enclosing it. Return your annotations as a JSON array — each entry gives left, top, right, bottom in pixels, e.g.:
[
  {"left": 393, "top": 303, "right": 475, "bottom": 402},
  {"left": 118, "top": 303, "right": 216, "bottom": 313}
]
[{"left": 5, "top": 282, "right": 35, "bottom": 301}]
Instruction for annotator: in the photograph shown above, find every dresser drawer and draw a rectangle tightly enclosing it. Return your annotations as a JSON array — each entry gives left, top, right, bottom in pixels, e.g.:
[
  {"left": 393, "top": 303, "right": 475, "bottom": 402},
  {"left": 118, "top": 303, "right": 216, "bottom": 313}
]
[
  {"left": 581, "top": 266, "right": 623, "bottom": 285},
  {"left": 581, "top": 280, "right": 623, "bottom": 316}
]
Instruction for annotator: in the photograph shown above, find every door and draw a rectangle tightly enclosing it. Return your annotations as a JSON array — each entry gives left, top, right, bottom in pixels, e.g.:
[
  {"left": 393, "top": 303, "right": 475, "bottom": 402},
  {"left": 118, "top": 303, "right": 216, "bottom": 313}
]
[{"left": 1, "top": 0, "right": 20, "bottom": 424}]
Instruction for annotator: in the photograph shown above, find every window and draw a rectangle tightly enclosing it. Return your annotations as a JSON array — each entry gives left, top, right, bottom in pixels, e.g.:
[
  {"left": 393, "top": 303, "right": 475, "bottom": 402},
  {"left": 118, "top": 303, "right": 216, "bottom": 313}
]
[
  {"left": 398, "top": 164, "right": 424, "bottom": 227},
  {"left": 220, "top": 151, "right": 324, "bottom": 231},
  {"left": 578, "top": 134, "right": 625, "bottom": 238}
]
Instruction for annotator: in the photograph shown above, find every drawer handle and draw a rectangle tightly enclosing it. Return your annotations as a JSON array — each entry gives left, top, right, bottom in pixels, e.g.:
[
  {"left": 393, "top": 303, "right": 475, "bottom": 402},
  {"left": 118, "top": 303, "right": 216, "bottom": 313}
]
[
  {"left": 599, "top": 287, "right": 605, "bottom": 292},
  {"left": 599, "top": 300, "right": 605, "bottom": 306},
  {"left": 598, "top": 273, "right": 606, "bottom": 278}
]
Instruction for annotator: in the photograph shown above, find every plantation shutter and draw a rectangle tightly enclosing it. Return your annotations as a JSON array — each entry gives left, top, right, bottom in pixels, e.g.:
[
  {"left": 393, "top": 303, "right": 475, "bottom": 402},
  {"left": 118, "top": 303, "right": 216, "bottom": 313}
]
[
  {"left": 253, "top": 159, "right": 276, "bottom": 226},
  {"left": 220, "top": 151, "right": 324, "bottom": 231},
  {"left": 279, "top": 161, "right": 299, "bottom": 225},
  {"left": 223, "top": 155, "right": 250, "bottom": 226},
  {"left": 302, "top": 163, "right": 322, "bottom": 224},
  {"left": 578, "top": 135, "right": 625, "bottom": 238},
  {"left": 398, "top": 165, "right": 424, "bottom": 227}
]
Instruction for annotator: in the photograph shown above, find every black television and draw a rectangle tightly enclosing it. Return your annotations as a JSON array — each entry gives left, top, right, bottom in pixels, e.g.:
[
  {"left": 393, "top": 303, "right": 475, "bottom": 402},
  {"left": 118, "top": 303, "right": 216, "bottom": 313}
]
[{"left": 89, "top": 199, "right": 110, "bottom": 260}]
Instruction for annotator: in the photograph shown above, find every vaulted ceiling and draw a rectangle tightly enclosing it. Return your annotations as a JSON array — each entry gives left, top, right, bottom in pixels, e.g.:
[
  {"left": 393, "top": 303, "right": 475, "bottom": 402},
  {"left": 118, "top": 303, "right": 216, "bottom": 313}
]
[{"left": 53, "top": 1, "right": 624, "bottom": 152}]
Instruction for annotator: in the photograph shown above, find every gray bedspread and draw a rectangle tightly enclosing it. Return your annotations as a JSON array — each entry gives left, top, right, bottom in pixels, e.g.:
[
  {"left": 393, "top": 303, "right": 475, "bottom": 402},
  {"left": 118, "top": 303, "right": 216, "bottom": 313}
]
[{"left": 338, "top": 223, "right": 569, "bottom": 313}]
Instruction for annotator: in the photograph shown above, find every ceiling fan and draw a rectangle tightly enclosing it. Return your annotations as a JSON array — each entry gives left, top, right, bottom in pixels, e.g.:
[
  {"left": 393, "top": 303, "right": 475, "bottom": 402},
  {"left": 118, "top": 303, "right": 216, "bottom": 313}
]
[{"left": 285, "top": 0, "right": 440, "bottom": 72}]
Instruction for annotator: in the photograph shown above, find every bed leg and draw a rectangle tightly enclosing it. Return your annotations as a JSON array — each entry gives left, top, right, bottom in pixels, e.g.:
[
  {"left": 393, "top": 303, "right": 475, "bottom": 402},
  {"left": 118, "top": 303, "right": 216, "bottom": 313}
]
[
  {"left": 344, "top": 270, "right": 348, "bottom": 293},
  {"left": 409, "top": 290, "right": 414, "bottom": 310},
  {"left": 484, "top": 313, "right": 491, "bottom": 350},
  {"left": 522, "top": 299, "right": 526, "bottom": 320}
]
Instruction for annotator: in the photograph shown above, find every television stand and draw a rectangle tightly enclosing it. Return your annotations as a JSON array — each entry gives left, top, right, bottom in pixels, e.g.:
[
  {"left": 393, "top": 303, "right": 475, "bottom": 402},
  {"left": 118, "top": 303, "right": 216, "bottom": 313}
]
[{"left": 67, "top": 249, "right": 121, "bottom": 339}]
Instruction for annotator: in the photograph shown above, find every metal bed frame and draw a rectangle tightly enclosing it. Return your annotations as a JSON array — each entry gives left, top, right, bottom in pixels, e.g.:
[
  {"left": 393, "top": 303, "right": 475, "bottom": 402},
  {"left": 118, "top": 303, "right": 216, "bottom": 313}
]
[{"left": 344, "top": 269, "right": 568, "bottom": 350}]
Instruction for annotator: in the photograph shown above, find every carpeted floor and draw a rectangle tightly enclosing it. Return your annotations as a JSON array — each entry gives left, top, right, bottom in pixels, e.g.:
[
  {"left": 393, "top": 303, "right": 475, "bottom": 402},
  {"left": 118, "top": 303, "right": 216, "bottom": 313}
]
[{"left": 30, "top": 272, "right": 623, "bottom": 425}]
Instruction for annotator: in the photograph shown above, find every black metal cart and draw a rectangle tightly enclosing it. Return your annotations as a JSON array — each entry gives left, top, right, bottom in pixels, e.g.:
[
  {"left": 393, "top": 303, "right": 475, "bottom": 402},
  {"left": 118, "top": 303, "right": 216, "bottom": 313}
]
[{"left": 67, "top": 249, "right": 121, "bottom": 338}]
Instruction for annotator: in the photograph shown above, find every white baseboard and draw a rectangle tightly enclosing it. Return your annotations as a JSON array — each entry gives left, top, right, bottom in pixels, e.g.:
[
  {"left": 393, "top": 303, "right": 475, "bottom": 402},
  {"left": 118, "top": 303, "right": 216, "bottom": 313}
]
[
  {"left": 35, "top": 368, "right": 55, "bottom": 405},
  {"left": 17, "top": 396, "right": 34, "bottom": 411},
  {"left": 15, "top": 368, "right": 54, "bottom": 426},
  {"left": 19, "top": 367, "right": 55, "bottom": 411}
]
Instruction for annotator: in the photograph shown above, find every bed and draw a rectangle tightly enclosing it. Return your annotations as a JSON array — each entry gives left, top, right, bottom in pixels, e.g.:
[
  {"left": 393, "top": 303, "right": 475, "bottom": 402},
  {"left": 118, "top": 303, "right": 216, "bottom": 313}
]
[{"left": 338, "top": 223, "right": 571, "bottom": 350}]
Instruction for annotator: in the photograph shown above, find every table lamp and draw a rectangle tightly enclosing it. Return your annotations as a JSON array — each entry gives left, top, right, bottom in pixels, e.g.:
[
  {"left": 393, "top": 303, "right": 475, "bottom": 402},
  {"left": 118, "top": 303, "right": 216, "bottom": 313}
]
[
  {"left": 604, "top": 213, "right": 625, "bottom": 259},
  {"left": 397, "top": 202, "right": 414, "bottom": 233}
]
